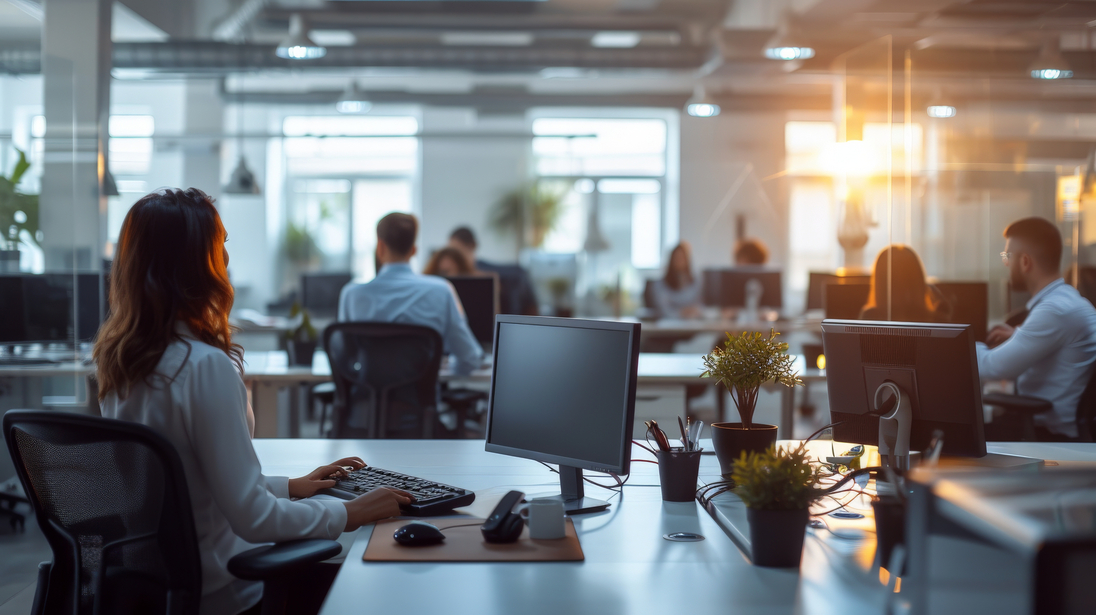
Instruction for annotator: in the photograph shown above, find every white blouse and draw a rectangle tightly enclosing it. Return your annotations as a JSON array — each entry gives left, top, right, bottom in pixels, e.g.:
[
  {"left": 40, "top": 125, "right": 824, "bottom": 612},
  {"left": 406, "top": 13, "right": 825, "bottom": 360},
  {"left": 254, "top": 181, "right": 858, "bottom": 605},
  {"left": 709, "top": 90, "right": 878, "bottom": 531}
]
[{"left": 100, "top": 330, "right": 347, "bottom": 615}]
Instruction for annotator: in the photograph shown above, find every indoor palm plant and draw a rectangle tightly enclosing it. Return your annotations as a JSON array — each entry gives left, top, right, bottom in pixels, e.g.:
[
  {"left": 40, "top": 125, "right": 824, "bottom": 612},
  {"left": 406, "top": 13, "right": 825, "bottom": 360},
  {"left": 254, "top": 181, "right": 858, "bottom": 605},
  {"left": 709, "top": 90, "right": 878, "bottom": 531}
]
[
  {"left": 732, "top": 442, "right": 824, "bottom": 567},
  {"left": 489, "top": 182, "right": 564, "bottom": 250},
  {"left": 702, "top": 329, "right": 802, "bottom": 477}
]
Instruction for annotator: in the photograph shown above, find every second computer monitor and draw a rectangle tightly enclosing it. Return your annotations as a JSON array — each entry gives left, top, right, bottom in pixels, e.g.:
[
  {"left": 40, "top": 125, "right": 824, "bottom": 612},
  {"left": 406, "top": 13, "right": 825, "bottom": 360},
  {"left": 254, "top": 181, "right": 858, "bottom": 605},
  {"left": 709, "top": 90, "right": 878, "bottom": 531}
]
[
  {"left": 486, "top": 315, "right": 640, "bottom": 514},
  {"left": 821, "top": 319, "right": 986, "bottom": 458},
  {"left": 702, "top": 268, "right": 783, "bottom": 309},
  {"left": 446, "top": 275, "right": 498, "bottom": 349},
  {"left": 302, "top": 272, "right": 353, "bottom": 316}
]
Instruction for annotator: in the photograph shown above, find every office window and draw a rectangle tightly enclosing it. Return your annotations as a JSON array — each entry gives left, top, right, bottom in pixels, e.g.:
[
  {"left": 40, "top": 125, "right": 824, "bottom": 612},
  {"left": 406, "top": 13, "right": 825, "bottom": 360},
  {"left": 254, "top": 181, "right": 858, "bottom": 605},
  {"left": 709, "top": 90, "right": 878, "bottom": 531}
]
[
  {"left": 532, "top": 116, "right": 670, "bottom": 287},
  {"left": 279, "top": 115, "right": 419, "bottom": 283}
]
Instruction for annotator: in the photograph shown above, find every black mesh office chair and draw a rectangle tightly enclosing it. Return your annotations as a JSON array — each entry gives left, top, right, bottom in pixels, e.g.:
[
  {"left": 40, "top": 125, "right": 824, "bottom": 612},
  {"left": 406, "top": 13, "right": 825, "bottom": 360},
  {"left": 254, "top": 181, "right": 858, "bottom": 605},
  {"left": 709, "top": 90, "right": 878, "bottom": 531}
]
[
  {"left": 983, "top": 369, "right": 1096, "bottom": 442},
  {"left": 3, "top": 410, "right": 340, "bottom": 615},
  {"left": 324, "top": 322, "right": 444, "bottom": 438}
]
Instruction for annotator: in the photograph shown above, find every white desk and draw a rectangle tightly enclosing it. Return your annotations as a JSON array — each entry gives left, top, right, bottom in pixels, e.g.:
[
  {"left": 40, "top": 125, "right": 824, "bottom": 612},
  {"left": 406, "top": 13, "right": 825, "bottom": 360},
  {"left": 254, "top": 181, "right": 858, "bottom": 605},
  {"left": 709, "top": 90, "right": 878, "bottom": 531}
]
[
  {"left": 254, "top": 439, "right": 1095, "bottom": 615},
  {"left": 252, "top": 438, "right": 802, "bottom": 615},
  {"left": 242, "top": 351, "right": 825, "bottom": 439}
]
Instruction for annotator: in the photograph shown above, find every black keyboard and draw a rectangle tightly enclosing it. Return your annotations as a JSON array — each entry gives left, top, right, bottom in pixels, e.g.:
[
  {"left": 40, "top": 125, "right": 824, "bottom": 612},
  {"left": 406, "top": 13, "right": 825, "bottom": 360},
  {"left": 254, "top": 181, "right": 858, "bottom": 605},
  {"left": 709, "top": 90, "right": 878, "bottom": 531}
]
[{"left": 318, "top": 466, "right": 476, "bottom": 516}]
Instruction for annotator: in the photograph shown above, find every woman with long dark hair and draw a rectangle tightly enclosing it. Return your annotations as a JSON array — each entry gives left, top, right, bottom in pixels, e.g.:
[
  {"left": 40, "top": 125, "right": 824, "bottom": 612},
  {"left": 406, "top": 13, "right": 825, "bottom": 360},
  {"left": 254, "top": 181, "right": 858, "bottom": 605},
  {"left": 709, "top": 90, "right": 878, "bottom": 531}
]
[
  {"left": 95, "top": 188, "right": 410, "bottom": 615},
  {"left": 651, "top": 242, "right": 702, "bottom": 319},
  {"left": 859, "top": 244, "right": 949, "bottom": 322}
]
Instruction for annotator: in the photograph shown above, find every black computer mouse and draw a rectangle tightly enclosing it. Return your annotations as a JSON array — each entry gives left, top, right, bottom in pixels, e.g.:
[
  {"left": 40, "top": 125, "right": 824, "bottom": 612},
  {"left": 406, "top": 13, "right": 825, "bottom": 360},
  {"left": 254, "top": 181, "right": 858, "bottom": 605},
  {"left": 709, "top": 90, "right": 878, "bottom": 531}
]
[{"left": 393, "top": 521, "right": 445, "bottom": 546}]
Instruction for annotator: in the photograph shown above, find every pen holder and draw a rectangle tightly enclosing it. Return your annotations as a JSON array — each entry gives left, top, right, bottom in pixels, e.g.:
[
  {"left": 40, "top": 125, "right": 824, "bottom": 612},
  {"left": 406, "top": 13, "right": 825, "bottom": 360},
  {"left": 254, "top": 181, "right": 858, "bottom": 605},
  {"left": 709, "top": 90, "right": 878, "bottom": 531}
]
[{"left": 656, "top": 449, "right": 703, "bottom": 502}]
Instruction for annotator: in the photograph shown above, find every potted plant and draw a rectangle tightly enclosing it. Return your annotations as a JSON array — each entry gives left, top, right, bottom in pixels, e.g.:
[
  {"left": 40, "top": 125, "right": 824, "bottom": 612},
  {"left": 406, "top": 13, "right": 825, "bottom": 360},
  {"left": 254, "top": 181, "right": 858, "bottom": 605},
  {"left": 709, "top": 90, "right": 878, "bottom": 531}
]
[
  {"left": 702, "top": 329, "right": 803, "bottom": 478},
  {"left": 285, "top": 303, "right": 318, "bottom": 367},
  {"left": 489, "top": 182, "right": 564, "bottom": 250},
  {"left": 732, "top": 442, "right": 823, "bottom": 567},
  {"left": 0, "top": 149, "right": 39, "bottom": 272}
]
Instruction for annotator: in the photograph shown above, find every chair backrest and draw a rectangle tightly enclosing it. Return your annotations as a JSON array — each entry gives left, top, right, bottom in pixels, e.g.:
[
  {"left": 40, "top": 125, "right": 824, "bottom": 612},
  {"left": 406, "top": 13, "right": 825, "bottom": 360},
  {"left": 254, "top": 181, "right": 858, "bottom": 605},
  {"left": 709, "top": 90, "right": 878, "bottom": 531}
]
[
  {"left": 1076, "top": 366, "right": 1096, "bottom": 442},
  {"left": 324, "top": 322, "right": 444, "bottom": 438},
  {"left": 3, "top": 410, "right": 201, "bottom": 615}
]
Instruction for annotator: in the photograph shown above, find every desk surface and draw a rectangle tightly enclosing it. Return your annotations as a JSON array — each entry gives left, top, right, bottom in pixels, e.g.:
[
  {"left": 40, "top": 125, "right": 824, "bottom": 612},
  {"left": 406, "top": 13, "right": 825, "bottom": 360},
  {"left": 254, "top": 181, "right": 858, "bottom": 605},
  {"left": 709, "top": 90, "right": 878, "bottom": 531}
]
[
  {"left": 253, "top": 438, "right": 801, "bottom": 615},
  {"left": 251, "top": 439, "right": 1096, "bottom": 615}
]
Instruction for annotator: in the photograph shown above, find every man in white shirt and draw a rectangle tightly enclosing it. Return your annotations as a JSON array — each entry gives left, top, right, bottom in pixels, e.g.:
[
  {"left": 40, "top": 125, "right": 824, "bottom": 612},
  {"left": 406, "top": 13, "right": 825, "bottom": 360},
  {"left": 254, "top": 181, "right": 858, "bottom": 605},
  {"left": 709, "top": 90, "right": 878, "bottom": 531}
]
[
  {"left": 977, "top": 217, "right": 1096, "bottom": 440},
  {"left": 339, "top": 212, "right": 482, "bottom": 376}
]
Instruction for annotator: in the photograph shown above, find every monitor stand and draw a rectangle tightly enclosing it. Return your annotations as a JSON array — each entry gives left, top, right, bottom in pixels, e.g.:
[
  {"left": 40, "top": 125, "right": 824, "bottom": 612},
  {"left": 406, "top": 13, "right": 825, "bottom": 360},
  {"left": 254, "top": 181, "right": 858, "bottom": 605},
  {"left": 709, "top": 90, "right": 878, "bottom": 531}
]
[{"left": 539, "top": 466, "right": 609, "bottom": 515}]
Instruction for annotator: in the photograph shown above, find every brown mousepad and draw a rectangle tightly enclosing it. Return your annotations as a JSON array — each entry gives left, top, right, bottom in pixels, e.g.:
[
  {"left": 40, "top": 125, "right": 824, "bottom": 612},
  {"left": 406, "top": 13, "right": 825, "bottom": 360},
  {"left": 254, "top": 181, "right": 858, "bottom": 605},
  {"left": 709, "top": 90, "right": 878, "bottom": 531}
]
[{"left": 363, "top": 518, "right": 584, "bottom": 562}]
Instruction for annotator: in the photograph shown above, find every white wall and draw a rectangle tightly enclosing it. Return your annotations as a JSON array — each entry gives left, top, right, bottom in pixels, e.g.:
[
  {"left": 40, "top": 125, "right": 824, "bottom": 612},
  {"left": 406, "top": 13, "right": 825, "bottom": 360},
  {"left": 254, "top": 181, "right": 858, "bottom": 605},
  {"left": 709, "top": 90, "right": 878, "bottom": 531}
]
[{"left": 418, "top": 108, "right": 529, "bottom": 262}]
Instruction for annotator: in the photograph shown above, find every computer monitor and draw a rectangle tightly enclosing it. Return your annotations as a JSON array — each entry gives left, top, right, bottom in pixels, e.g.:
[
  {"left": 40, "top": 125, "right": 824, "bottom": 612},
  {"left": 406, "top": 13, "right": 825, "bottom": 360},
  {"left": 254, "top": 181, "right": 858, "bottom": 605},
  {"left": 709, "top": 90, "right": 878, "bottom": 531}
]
[
  {"left": 485, "top": 315, "right": 640, "bottom": 514},
  {"left": 821, "top": 319, "right": 987, "bottom": 464},
  {"left": 934, "top": 282, "right": 988, "bottom": 343},
  {"left": 301, "top": 272, "right": 353, "bottom": 316},
  {"left": 702, "top": 268, "right": 783, "bottom": 309},
  {"left": 823, "top": 282, "right": 871, "bottom": 320},
  {"left": 446, "top": 275, "right": 498, "bottom": 349},
  {"left": 0, "top": 273, "right": 105, "bottom": 345},
  {"left": 806, "top": 272, "right": 871, "bottom": 312}
]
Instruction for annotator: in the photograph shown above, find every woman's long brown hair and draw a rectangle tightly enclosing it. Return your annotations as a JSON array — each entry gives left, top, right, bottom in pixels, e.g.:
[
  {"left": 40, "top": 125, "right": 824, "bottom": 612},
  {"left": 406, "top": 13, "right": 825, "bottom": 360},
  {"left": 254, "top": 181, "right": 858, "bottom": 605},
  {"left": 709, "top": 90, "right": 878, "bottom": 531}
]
[
  {"left": 663, "top": 243, "right": 694, "bottom": 291},
  {"left": 94, "top": 188, "right": 242, "bottom": 400},
  {"left": 862, "top": 244, "right": 942, "bottom": 322}
]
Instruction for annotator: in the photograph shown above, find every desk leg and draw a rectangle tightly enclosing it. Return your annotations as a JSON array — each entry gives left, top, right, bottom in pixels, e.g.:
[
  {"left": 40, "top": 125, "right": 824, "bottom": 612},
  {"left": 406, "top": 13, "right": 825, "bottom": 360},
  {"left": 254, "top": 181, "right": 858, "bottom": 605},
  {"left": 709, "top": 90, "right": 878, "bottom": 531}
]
[
  {"left": 289, "top": 384, "right": 301, "bottom": 439},
  {"left": 779, "top": 387, "right": 794, "bottom": 439},
  {"left": 251, "top": 381, "right": 282, "bottom": 438}
]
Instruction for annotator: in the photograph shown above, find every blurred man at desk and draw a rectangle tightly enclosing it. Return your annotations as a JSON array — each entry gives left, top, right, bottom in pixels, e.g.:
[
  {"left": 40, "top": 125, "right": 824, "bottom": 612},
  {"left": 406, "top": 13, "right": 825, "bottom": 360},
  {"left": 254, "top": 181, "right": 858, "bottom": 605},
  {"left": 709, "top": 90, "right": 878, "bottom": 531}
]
[
  {"left": 978, "top": 217, "right": 1096, "bottom": 440},
  {"left": 339, "top": 213, "right": 482, "bottom": 375}
]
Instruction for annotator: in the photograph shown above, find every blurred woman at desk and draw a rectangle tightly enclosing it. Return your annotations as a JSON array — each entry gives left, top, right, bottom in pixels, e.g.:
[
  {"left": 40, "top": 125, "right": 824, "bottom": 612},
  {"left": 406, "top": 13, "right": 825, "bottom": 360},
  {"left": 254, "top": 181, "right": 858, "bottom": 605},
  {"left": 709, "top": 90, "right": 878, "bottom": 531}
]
[
  {"left": 93, "top": 188, "right": 411, "bottom": 615},
  {"left": 860, "top": 244, "right": 950, "bottom": 322},
  {"left": 651, "top": 242, "right": 703, "bottom": 319},
  {"left": 424, "top": 246, "right": 477, "bottom": 277}
]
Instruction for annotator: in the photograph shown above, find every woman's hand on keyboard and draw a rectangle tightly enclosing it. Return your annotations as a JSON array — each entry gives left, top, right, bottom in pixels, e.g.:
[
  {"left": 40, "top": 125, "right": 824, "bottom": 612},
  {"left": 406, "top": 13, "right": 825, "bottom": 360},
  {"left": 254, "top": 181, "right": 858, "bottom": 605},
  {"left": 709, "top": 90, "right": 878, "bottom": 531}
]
[
  {"left": 288, "top": 464, "right": 354, "bottom": 499},
  {"left": 329, "top": 456, "right": 367, "bottom": 472},
  {"left": 343, "top": 488, "right": 415, "bottom": 531}
]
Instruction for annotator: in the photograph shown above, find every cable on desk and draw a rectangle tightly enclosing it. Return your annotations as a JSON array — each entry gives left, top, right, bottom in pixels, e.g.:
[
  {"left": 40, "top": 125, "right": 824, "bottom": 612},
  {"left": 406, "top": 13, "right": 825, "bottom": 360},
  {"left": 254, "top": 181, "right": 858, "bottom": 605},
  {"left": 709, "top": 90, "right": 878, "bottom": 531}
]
[{"left": 535, "top": 461, "right": 629, "bottom": 491}]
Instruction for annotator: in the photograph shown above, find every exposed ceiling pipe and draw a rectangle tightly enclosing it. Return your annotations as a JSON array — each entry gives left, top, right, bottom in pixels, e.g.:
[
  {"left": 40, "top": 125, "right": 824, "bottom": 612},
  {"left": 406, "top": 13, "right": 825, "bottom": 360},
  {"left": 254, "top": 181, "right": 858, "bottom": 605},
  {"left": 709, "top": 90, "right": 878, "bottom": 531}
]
[{"left": 0, "top": 41, "right": 708, "bottom": 74}]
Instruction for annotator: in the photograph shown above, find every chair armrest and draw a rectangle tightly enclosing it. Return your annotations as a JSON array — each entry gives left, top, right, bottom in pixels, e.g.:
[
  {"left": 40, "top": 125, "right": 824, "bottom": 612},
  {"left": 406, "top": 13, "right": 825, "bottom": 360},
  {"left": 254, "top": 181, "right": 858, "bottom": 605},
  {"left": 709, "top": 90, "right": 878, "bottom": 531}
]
[
  {"left": 227, "top": 539, "right": 341, "bottom": 581},
  {"left": 982, "top": 392, "right": 1053, "bottom": 414}
]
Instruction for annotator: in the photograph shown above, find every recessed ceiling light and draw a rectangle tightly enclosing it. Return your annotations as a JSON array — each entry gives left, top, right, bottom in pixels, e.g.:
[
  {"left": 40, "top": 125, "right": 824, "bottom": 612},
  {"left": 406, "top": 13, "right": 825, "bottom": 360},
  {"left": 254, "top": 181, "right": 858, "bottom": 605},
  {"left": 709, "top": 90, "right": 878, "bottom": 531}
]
[
  {"left": 441, "top": 32, "right": 534, "bottom": 46},
  {"left": 591, "top": 32, "right": 641, "bottom": 48},
  {"left": 764, "top": 46, "right": 815, "bottom": 61},
  {"left": 1029, "top": 39, "right": 1072, "bottom": 80},
  {"left": 927, "top": 105, "right": 956, "bottom": 118}
]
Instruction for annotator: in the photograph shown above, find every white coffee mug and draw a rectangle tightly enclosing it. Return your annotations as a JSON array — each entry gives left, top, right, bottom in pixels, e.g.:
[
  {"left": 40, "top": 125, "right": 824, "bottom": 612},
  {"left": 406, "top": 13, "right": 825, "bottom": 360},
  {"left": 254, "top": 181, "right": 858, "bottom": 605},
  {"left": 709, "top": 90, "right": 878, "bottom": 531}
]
[{"left": 527, "top": 498, "right": 566, "bottom": 540}]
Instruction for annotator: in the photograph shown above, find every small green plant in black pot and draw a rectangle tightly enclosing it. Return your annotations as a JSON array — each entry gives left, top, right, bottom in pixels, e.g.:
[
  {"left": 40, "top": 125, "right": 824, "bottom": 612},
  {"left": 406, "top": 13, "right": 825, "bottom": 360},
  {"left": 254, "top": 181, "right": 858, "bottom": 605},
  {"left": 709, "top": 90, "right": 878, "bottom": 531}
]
[
  {"left": 285, "top": 303, "right": 318, "bottom": 367},
  {"left": 731, "top": 442, "right": 823, "bottom": 567},
  {"left": 702, "top": 329, "right": 803, "bottom": 477}
]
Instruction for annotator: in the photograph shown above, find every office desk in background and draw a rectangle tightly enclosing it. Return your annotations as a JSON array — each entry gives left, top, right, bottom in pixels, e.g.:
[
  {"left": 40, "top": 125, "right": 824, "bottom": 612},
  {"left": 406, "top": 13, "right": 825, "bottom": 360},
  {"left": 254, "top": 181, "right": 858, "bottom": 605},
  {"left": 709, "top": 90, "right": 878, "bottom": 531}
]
[{"left": 242, "top": 351, "right": 825, "bottom": 439}]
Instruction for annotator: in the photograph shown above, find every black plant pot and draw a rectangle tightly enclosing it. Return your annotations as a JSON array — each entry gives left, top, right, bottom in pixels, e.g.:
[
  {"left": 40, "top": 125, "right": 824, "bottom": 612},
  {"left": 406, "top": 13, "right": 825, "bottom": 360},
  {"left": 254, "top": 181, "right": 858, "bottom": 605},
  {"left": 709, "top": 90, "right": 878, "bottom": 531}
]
[
  {"left": 710, "top": 422, "right": 778, "bottom": 479},
  {"left": 747, "top": 507, "right": 809, "bottom": 568},
  {"left": 287, "top": 340, "right": 318, "bottom": 367}
]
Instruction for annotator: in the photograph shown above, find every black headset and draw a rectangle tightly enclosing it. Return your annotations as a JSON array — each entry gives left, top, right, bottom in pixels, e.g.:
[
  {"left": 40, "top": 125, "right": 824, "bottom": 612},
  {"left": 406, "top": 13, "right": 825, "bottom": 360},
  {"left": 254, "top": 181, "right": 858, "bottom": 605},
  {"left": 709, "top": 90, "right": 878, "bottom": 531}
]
[{"left": 480, "top": 490, "right": 525, "bottom": 544}]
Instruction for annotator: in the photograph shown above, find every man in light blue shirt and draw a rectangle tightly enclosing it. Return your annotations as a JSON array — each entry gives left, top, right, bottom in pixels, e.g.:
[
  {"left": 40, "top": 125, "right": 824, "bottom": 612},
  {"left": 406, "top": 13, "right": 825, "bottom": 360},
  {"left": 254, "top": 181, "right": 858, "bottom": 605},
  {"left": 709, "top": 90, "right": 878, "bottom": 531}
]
[
  {"left": 338, "top": 212, "right": 483, "bottom": 376},
  {"left": 977, "top": 217, "right": 1096, "bottom": 440}
]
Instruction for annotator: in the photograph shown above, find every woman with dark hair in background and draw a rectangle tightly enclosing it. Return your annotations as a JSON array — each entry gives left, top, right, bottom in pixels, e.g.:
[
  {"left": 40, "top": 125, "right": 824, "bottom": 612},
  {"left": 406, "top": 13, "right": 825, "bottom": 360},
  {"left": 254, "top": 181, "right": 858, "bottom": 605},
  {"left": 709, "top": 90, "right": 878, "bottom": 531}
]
[
  {"left": 860, "top": 244, "right": 949, "bottom": 322},
  {"left": 94, "top": 188, "right": 410, "bottom": 615},
  {"left": 423, "top": 246, "right": 476, "bottom": 277},
  {"left": 651, "top": 242, "right": 702, "bottom": 319}
]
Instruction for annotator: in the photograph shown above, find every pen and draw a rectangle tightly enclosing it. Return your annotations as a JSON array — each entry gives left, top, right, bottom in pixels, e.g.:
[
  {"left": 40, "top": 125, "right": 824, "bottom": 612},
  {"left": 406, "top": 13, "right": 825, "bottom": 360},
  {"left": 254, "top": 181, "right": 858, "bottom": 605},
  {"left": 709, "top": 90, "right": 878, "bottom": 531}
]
[{"left": 677, "top": 417, "right": 688, "bottom": 450}]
